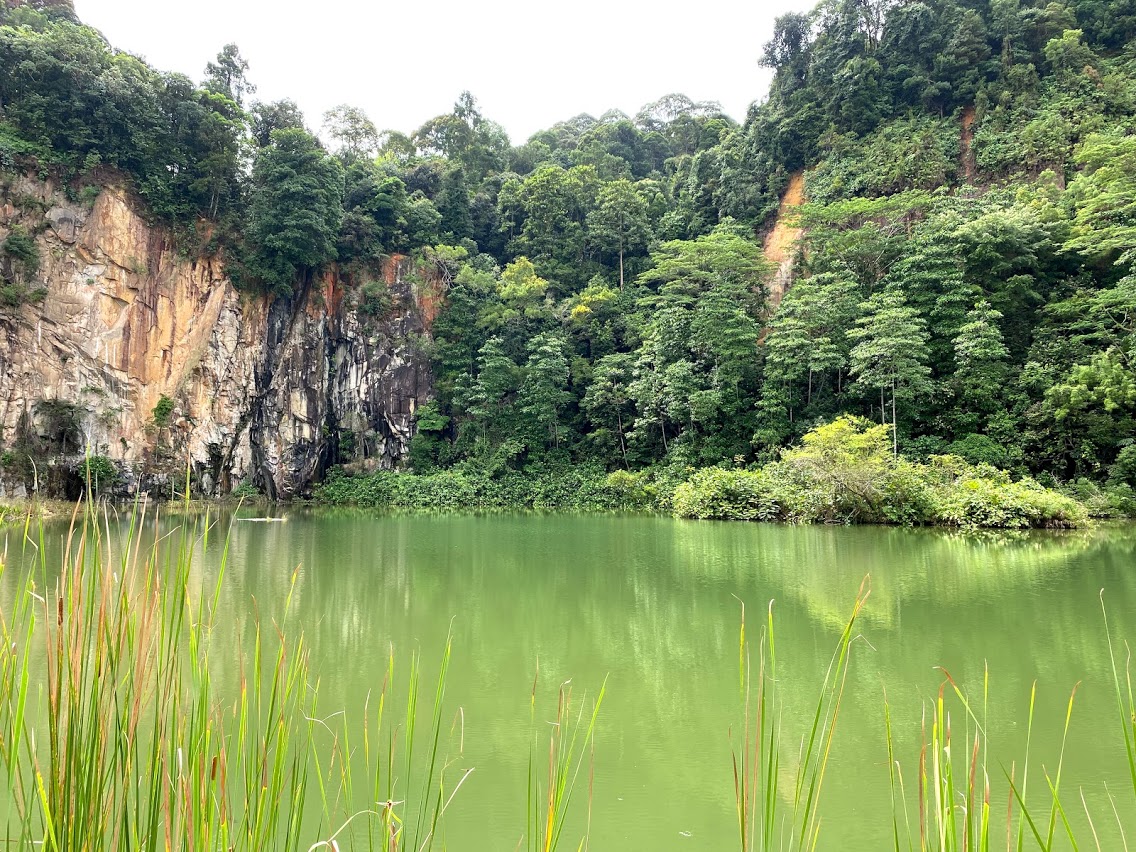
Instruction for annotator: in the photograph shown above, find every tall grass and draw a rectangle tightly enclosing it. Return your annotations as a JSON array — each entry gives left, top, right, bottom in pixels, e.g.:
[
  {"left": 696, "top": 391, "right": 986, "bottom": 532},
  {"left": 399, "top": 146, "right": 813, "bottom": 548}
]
[
  {"left": 731, "top": 577, "right": 870, "bottom": 851},
  {"left": 0, "top": 499, "right": 464, "bottom": 851},
  {"left": 878, "top": 594, "right": 1136, "bottom": 852},
  {"left": 522, "top": 664, "right": 607, "bottom": 852}
]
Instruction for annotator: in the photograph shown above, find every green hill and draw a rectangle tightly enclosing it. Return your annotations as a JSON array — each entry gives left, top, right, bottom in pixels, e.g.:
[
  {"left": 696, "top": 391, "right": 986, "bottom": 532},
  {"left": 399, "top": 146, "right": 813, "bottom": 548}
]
[{"left": 1, "top": 0, "right": 1134, "bottom": 517}]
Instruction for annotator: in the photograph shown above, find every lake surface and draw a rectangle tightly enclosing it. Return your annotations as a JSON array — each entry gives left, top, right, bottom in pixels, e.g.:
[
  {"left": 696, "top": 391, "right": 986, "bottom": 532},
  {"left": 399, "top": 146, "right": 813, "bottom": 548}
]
[{"left": 4, "top": 511, "right": 1135, "bottom": 849}]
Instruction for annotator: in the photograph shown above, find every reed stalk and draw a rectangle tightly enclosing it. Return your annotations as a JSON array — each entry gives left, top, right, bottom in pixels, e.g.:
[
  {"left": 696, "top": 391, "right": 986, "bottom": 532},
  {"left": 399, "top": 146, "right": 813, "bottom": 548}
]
[{"left": 0, "top": 496, "right": 461, "bottom": 850}]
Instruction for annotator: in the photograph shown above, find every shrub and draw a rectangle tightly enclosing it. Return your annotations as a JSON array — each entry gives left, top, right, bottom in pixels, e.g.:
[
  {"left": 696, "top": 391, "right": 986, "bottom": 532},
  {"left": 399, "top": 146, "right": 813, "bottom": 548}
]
[
  {"left": 945, "top": 433, "right": 1011, "bottom": 469},
  {"left": 79, "top": 454, "right": 119, "bottom": 493},
  {"left": 230, "top": 480, "right": 260, "bottom": 500},
  {"left": 2, "top": 226, "right": 40, "bottom": 275},
  {"left": 357, "top": 280, "right": 394, "bottom": 319},
  {"left": 152, "top": 395, "right": 175, "bottom": 428},
  {"left": 315, "top": 465, "right": 659, "bottom": 514},
  {"left": 672, "top": 418, "right": 1089, "bottom": 529},
  {"left": 672, "top": 468, "right": 777, "bottom": 521}
]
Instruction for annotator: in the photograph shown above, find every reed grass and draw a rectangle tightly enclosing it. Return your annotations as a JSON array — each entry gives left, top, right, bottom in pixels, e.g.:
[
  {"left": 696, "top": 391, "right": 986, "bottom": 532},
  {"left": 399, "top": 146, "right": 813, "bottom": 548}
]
[
  {"left": 731, "top": 577, "right": 870, "bottom": 851},
  {"left": 0, "top": 497, "right": 464, "bottom": 851},
  {"left": 879, "top": 594, "right": 1136, "bottom": 852},
  {"left": 522, "top": 662, "right": 607, "bottom": 852}
]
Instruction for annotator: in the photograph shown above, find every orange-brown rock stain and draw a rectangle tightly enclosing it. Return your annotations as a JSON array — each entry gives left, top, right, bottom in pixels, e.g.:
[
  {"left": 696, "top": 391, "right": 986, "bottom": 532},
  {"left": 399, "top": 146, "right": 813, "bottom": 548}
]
[{"left": 763, "top": 171, "right": 806, "bottom": 312}]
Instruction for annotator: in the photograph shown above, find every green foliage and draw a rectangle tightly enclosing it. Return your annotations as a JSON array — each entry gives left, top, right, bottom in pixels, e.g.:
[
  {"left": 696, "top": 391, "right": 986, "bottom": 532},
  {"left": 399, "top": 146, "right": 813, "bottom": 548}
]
[
  {"left": 674, "top": 417, "right": 1087, "bottom": 528},
  {"left": 34, "top": 398, "right": 81, "bottom": 454},
  {"left": 229, "top": 480, "right": 261, "bottom": 500},
  {"left": 672, "top": 467, "right": 778, "bottom": 521},
  {"left": 1068, "top": 133, "right": 1136, "bottom": 271},
  {"left": 237, "top": 128, "right": 344, "bottom": 295},
  {"left": 79, "top": 453, "right": 118, "bottom": 493},
  {"left": 151, "top": 394, "right": 174, "bottom": 428},
  {"left": 315, "top": 465, "right": 657, "bottom": 513},
  {"left": 7, "top": 0, "right": 1136, "bottom": 502},
  {"left": 1, "top": 226, "right": 38, "bottom": 273},
  {"left": 806, "top": 116, "right": 960, "bottom": 204},
  {"left": 356, "top": 280, "right": 393, "bottom": 320},
  {"left": 0, "top": 18, "right": 245, "bottom": 228},
  {"left": 0, "top": 224, "right": 44, "bottom": 307}
]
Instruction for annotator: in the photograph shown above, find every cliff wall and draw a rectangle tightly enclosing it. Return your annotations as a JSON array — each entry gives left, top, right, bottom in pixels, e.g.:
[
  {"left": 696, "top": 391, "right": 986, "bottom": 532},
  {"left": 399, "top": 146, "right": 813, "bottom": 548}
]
[{"left": 0, "top": 176, "right": 434, "bottom": 499}]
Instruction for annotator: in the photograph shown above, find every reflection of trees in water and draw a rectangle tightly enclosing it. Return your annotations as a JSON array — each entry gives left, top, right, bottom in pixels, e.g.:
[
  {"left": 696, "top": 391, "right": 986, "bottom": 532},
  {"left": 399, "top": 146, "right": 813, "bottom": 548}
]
[{"left": 4, "top": 513, "right": 1133, "bottom": 848}]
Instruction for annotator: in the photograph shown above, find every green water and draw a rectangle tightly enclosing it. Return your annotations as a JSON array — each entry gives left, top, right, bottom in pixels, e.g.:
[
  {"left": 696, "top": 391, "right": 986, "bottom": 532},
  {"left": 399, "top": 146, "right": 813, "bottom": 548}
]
[{"left": 5, "top": 512, "right": 1136, "bottom": 849}]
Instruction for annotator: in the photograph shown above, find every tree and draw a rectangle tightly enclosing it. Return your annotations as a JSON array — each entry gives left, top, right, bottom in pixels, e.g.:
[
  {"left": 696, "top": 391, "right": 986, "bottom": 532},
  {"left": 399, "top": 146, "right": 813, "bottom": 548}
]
[
  {"left": 1068, "top": 134, "right": 1136, "bottom": 273},
  {"left": 848, "top": 286, "right": 931, "bottom": 456},
  {"left": 763, "top": 270, "right": 860, "bottom": 426},
  {"left": 204, "top": 43, "right": 255, "bottom": 107},
  {"left": 587, "top": 179, "right": 651, "bottom": 289},
  {"left": 510, "top": 165, "right": 600, "bottom": 290},
  {"left": 1043, "top": 349, "right": 1136, "bottom": 477},
  {"left": 690, "top": 279, "right": 760, "bottom": 404},
  {"left": 519, "top": 332, "right": 572, "bottom": 449},
  {"left": 583, "top": 353, "right": 634, "bottom": 466},
  {"left": 250, "top": 99, "right": 305, "bottom": 147},
  {"left": 413, "top": 91, "right": 508, "bottom": 181},
  {"left": 952, "top": 300, "right": 1010, "bottom": 429},
  {"left": 242, "top": 128, "right": 345, "bottom": 295},
  {"left": 470, "top": 336, "right": 520, "bottom": 445},
  {"left": 638, "top": 225, "right": 770, "bottom": 294},
  {"left": 322, "top": 104, "right": 380, "bottom": 163}
]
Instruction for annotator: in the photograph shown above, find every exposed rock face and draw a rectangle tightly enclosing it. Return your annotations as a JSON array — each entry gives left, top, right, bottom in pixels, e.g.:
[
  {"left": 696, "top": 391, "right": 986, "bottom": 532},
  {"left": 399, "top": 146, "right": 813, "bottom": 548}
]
[{"left": 0, "top": 176, "right": 434, "bottom": 499}]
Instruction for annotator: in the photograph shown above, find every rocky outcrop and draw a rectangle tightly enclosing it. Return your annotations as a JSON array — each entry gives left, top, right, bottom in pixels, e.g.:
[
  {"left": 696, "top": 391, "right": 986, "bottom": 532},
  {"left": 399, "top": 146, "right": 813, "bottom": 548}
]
[{"left": 0, "top": 176, "right": 434, "bottom": 499}]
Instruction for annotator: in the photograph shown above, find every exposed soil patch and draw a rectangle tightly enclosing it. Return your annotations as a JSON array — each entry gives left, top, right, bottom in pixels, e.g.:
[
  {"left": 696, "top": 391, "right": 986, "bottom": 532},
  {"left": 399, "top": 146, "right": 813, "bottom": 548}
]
[{"left": 763, "top": 171, "right": 805, "bottom": 311}]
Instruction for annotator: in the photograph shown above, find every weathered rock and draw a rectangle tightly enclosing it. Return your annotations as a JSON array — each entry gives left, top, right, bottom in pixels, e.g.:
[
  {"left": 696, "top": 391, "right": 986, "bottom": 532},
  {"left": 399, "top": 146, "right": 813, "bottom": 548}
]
[{"left": 0, "top": 178, "right": 434, "bottom": 499}]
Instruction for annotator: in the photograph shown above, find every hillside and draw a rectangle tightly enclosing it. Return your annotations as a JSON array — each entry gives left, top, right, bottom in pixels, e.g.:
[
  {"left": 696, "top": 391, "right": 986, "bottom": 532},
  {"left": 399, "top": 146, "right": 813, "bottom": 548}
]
[{"left": 0, "top": 0, "right": 1133, "bottom": 511}]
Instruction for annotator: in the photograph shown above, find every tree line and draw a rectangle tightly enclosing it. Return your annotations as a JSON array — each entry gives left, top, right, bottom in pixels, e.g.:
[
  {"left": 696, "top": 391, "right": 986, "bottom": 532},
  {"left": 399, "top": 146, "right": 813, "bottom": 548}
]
[{"left": 0, "top": 0, "right": 1134, "bottom": 505}]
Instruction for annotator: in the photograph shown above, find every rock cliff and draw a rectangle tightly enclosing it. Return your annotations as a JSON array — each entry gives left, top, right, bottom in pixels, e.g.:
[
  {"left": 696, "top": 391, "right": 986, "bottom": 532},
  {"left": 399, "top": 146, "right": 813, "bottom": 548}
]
[{"left": 0, "top": 176, "right": 435, "bottom": 499}]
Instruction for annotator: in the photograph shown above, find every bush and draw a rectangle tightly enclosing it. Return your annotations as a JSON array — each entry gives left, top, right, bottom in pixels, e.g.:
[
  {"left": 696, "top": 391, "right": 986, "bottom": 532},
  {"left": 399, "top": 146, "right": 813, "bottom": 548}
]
[
  {"left": 314, "top": 465, "right": 659, "bottom": 514},
  {"left": 672, "top": 468, "right": 777, "bottom": 521},
  {"left": 672, "top": 417, "right": 1089, "bottom": 529},
  {"left": 318, "top": 418, "right": 1090, "bottom": 529},
  {"left": 152, "top": 395, "right": 175, "bottom": 428},
  {"left": 230, "top": 480, "right": 261, "bottom": 500},
  {"left": 357, "top": 281, "right": 394, "bottom": 319},
  {"left": 79, "top": 454, "right": 119, "bottom": 493},
  {"left": 945, "top": 433, "right": 1011, "bottom": 469},
  {"left": 2, "top": 226, "right": 40, "bottom": 275},
  {"left": 931, "top": 468, "right": 1086, "bottom": 529}
]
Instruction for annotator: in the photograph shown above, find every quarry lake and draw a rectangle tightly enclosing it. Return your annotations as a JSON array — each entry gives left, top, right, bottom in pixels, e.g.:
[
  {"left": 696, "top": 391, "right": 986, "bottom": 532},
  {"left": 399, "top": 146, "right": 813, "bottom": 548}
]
[{"left": 4, "top": 511, "right": 1135, "bottom": 849}]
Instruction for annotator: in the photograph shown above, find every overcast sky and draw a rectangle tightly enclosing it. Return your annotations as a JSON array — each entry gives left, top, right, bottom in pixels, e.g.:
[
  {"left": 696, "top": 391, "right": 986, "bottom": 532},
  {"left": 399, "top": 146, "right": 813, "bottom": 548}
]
[{"left": 72, "top": 0, "right": 816, "bottom": 144}]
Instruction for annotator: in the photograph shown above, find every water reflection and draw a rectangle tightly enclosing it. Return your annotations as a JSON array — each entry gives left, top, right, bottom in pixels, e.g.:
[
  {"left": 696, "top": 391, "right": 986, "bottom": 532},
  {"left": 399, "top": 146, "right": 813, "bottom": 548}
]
[{"left": 2, "top": 513, "right": 1133, "bottom": 850}]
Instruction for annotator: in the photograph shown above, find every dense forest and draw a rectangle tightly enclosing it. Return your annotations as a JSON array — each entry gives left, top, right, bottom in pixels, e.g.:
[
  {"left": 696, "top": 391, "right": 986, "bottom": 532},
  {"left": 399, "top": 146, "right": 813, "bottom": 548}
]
[{"left": 1, "top": 0, "right": 1135, "bottom": 519}]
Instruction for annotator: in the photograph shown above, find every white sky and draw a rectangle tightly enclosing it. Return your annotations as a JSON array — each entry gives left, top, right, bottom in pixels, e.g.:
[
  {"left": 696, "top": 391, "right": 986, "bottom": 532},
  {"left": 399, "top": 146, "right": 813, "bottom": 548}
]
[{"left": 72, "top": 0, "right": 816, "bottom": 144}]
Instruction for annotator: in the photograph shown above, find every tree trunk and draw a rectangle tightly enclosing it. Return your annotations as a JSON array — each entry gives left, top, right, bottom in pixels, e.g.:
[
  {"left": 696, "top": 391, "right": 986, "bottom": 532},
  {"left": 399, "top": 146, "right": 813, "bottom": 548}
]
[
  {"left": 891, "top": 378, "right": 898, "bottom": 459},
  {"left": 616, "top": 411, "right": 628, "bottom": 468},
  {"left": 660, "top": 419, "right": 668, "bottom": 452},
  {"left": 618, "top": 247, "right": 625, "bottom": 291}
]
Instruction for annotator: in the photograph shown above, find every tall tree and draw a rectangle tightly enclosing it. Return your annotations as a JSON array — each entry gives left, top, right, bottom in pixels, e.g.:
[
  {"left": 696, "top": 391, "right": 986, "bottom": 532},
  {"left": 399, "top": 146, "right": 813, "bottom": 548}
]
[
  {"left": 519, "top": 333, "right": 572, "bottom": 449},
  {"left": 322, "top": 104, "right": 380, "bottom": 163},
  {"left": 952, "top": 299, "right": 1011, "bottom": 430},
  {"left": 242, "top": 128, "right": 344, "bottom": 295},
  {"left": 204, "top": 43, "right": 255, "bottom": 107},
  {"left": 848, "top": 286, "right": 932, "bottom": 455},
  {"left": 587, "top": 179, "right": 652, "bottom": 289}
]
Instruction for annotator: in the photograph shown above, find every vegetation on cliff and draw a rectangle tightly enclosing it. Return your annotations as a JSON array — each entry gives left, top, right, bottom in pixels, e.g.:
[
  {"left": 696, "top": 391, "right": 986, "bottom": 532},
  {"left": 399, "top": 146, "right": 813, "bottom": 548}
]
[{"left": 1, "top": 0, "right": 1135, "bottom": 517}]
